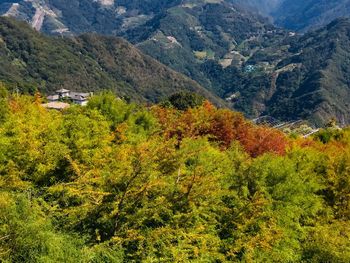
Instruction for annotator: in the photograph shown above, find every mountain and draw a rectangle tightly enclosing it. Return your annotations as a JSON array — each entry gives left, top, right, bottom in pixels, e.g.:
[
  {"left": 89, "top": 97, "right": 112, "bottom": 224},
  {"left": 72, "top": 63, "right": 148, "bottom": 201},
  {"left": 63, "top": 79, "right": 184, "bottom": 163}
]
[
  {"left": 0, "top": 0, "right": 182, "bottom": 36},
  {"left": 125, "top": 1, "right": 277, "bottom": 92},
  {"left": 1, "top": 0, "right": 350, "bottom": 125},
  {"left": 231, "top": 0, "right": 283, "bottom": 15},
  {"left": 272, "top": 0, "right": 350, "bottom": 31},
  {"left": 231, "top": 0, "right": 350, "bottom": 32},
  {"left": 215, "top": 18, "right": 350, "bottom": 125},
  {"left": 0, "top": 1, "right": 283, "bottom": 101},
  {"left": 125, "top": 2, "right": 350, "bottom": 125},
  {"left": 0, "top": 16, "right": 223, "bottom": 104}
]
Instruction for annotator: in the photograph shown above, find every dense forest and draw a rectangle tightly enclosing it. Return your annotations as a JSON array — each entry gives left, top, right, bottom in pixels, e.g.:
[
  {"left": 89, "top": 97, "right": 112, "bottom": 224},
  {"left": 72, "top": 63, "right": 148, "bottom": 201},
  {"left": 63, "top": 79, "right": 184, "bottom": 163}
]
[{"left": 1, "top": 83, "right": 350, "bottom": 262}]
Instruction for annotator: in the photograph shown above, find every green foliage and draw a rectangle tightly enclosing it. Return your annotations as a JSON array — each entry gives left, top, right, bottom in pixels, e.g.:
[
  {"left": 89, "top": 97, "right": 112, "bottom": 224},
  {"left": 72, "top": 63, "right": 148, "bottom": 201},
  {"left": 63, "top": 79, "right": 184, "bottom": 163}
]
[
  {"left": 87, "top": 92, "right": 133, "bottom": 127},
  {"left": 314, "top": 128, "right": 344, "bottom": 144},
  {"left": 0, "top": 83, "right": 9, "bottom": 124},
  {"left": 0, "top": 192, "right": 84, "bottom": 263},
  {"left": 0, "top": 92, "right": 350, "bottom": 262},
  {"left": 162, "top": 92, "right": 205, "bottom": 110}
]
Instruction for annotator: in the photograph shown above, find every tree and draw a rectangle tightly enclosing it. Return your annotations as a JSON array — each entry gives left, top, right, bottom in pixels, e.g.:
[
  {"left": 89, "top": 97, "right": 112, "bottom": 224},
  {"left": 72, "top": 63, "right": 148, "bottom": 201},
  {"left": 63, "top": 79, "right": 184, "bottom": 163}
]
[{"left": 162, "top": 92, "right": 205, "bottom": 110}]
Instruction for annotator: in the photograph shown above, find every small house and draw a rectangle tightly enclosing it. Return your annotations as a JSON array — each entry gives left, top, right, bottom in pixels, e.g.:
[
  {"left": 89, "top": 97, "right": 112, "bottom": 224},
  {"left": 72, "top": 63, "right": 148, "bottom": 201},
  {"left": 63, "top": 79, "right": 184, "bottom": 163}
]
[
  {"left": 46, "top": 89, "right": 92, "bottom": 107},
  {"left": 70, "top": 92, "right": 92, "bottom": 106}
]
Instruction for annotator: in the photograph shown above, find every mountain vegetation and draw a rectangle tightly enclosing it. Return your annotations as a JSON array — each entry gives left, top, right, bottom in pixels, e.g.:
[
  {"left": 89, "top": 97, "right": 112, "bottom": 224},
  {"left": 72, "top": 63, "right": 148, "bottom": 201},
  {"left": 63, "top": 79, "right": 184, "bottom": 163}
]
[
  {"left": 1, "top": 88, "right": 350, "bottom": 262},
  {"left": 1, "top": 0, "right": 350, "bottom": 125},
  {"left": 0, "top": 17, "right": 223, "bottom": 105},
  {"left": 124, "top": 2, "right": 350, "bottom": 125},
  {"left": 204, "top": 17, "right": 350, "bottom": 125}
]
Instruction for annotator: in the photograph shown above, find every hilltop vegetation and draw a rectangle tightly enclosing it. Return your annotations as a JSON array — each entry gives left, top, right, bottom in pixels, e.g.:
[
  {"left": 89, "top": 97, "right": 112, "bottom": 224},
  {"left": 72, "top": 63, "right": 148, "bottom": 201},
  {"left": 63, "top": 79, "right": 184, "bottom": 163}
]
[
  {"left": 1, "top": 87, "right": 350, "bottom": 262},
  {"left": 0, "top": 17, "right": 223, "bottom": 105}
]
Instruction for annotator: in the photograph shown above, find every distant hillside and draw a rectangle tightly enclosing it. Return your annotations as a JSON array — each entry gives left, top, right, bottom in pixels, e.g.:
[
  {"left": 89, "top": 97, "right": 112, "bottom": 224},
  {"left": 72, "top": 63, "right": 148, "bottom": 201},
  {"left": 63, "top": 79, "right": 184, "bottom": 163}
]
[
  {"left": 0, "top": 0, "right": 182, "bottom": 36},
  {"left": 231, "top": 0, "right": 283, "bottom": 15},
  {"left": 275, "top": 18, "right": 350, "bottom": 124},
  {"left": 211, "top": 18, "right": 350, "bottom": 125},
  {"left": 272, "top": 0, "right": 350, "bottom": 31},
  {"left": 230, "top": 0, "right": 350, "bottom": 32},
  {"left": 126, "top": 1, "right": 276, "bottom": 93},
  {"left": 0, "top": 0, "right": 276, "bottom": 90},
  {"left": 0, "top": 17, "right": 223, "bottom": 105}
]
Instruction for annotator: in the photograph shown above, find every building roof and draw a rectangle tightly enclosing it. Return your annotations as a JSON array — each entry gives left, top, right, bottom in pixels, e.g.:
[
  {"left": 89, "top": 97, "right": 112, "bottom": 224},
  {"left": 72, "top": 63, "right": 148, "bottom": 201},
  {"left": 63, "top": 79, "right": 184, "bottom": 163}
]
[
  {"left": 56, "top": 88, "right": 70, "bottom": 93},
  {"left": 42, "top": 102, "right": 70, "bottom": 110},
  {"left": 70, "top": 92, "right": 91, "bottom": 101},
  {"left": 47, "top": 95, "right": 59, "bottom": 101}
]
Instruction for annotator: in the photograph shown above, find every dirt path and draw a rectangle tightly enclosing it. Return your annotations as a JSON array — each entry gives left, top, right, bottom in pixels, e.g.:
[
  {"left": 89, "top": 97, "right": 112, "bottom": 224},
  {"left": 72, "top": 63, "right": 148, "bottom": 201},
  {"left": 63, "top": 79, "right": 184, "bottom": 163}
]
[
  {"left": 32, "top": 8, "right": 45, "bottom": 31},
  {"left": 4, "top": 3, "right": 19, "bottom": 17}
]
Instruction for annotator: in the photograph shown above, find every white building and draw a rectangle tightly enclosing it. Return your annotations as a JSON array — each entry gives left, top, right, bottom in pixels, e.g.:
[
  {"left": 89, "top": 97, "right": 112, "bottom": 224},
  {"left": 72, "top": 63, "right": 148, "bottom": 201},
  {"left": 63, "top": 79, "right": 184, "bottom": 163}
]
[
  {"left": 69, "top": 92, "right": 92, "bottom": 106},
  {"left": 55, "top": 89, "right": 70, "bottom": 98},
  {"left": 46, "top": 89, "right": 92, "bottom": 106}
]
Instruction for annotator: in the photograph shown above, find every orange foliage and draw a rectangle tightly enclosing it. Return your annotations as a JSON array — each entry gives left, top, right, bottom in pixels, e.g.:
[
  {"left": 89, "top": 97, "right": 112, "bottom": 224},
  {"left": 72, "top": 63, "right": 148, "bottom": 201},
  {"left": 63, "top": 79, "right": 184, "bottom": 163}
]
[
  {"left": 152, "top": 103, "right": 288, "bottom": 157},
  {"left": 238, "top": 125, "right": 287, "bottom": 157},
  {"left": 9, "top": 99, "right": 21, "bottom": 113},
  {"left": 34, "top": 92, "right": 42, "bottom": 105}
]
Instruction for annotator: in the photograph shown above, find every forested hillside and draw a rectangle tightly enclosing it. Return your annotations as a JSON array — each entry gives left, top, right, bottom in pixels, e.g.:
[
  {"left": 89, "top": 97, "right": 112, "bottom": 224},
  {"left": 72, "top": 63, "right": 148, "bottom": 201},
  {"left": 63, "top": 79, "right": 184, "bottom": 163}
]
[
  {"left": 209, "top": 18, "right": 350, "bottom": 125},
  {"left": 0, "top": 87, "right": 350, "bottom": 262},
  {"left": 126, "top": 1, "right": 274, "bottom": 90},
  {"left": 0, "top": 17, "right": 223, "bottom": 105}
]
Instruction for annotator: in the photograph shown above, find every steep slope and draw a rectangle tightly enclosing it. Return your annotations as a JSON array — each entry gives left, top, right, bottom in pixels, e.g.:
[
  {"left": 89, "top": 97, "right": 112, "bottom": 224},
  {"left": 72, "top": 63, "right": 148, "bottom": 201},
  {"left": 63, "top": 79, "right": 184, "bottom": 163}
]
[
  {"left": 272, "top": 18, "right": 350, "bottom": 124},
  {"left": 0, "top": 0, "right": 182, "bottom": 36},
  {"left": 210, "top": 18, "right": 350, "bottom": 125},
  {"left": 0, "top": 17, "right": 223, "bottom": 104},
  {"left": 0, "top": 0, "right": 276, "bottom": 89},
  {"left": 0, "top": 0, "right": 282, "bottom": 99},
  {"left": 273, "top": 0, "right": 350, "bottom": 31},
  {"left": 125, "top": 1, "right": 277, "bottom": 93}
]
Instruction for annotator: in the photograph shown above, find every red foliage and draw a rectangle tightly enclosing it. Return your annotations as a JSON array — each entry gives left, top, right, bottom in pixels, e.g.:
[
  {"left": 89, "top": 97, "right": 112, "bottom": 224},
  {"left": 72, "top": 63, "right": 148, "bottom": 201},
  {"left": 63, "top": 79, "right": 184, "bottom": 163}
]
[
  {"left": 152, "top": 103, "right": 288, "bottom": 157},
  {"left": 209, "top": 109, "right": 245, "bottom": 148},
  {"left": 238, "top": 126, "right": 287, "bottom": 157}
]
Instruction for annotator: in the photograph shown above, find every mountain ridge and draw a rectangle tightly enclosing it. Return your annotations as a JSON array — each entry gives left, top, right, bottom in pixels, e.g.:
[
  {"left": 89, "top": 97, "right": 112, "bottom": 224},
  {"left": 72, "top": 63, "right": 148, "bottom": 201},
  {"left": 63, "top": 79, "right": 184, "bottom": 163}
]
[{"left": 0, "top": 16, "right": 224, "bottom": 105}]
